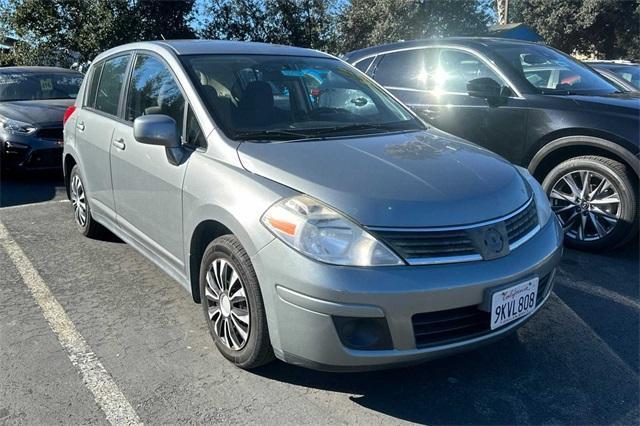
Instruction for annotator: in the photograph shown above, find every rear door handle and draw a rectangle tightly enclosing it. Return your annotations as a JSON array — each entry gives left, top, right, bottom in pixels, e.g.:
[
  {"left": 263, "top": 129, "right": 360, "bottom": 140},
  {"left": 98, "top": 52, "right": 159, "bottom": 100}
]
[
  {"left": 77, "top": 121, "right": 85, "bottom": 131},
  {"left": 112, "top": 138, "right": 126, "bottom": 150}
]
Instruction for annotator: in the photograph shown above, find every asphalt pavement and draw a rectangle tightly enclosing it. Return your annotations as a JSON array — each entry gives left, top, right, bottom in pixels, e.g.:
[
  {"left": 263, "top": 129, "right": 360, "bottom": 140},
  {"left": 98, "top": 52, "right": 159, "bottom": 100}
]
[{"left": 1, "top": 173, "right": 638, "bottom": 425}]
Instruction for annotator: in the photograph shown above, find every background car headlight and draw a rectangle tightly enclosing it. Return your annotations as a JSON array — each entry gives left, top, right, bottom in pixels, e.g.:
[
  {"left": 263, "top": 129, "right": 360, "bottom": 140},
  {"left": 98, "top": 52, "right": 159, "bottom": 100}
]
[
  {"left": 261, "top": 195, "right": 404, "bottom": 266},
  {"left": 517, "top": 166, "right": 552, "bottom": 226},
  {"left": 0, "top": 117, "right": 36, "bottom": 135}
]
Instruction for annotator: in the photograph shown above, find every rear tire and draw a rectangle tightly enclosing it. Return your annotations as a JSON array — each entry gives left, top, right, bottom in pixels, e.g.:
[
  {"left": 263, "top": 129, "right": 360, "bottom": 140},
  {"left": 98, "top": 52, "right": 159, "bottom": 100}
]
[
  {"left": 541, "top": 155, "right": 638, "bottom": 251},
  {"left": 69, "top": 165, "right": 103, "bottom": 238},
  {"left": 199, "top": 235, "right": 274, "bottom": 369}
]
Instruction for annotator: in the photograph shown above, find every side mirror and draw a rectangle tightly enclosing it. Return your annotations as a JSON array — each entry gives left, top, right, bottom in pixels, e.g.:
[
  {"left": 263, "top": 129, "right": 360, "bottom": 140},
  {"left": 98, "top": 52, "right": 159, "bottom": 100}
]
[
  {"left": 133, "top": 114, "right": 180, "bottom": 148},
  {"left": 467, "top": 77, "right": 502, "bottom": 99}
]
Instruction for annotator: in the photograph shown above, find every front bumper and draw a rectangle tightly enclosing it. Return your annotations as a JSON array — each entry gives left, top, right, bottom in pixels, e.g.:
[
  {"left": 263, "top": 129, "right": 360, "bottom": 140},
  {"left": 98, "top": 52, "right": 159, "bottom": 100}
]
[
  {"left": 251, "top": 217, "right": 563, "bottom": 371},
  {"left": 1, "top": 131, "right": 64, "bottom": 171}
]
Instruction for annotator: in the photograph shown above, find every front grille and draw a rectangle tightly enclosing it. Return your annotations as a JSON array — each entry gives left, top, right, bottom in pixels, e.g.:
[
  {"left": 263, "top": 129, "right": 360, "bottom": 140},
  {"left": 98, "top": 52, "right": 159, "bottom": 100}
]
[
  {"left": 26, "top": 148, "right": 62, "bottom": 168},
  {"left": 370, "top": 229, "right": 476, "bottom": 260},
  {"left": 37, "top": 127, "right": 63, "bottom": 141},
  {"left": 371, "top": 198, "right": 538, "bottom": 265},
  {"left": 506, "top": 199, "right": 538, "bottom": 243},
  {"left": 413, "top": 306, "right": 490, "bottom": 348},
  {"left": 412, "top": 271, "right": 554, "bottom": 348}
]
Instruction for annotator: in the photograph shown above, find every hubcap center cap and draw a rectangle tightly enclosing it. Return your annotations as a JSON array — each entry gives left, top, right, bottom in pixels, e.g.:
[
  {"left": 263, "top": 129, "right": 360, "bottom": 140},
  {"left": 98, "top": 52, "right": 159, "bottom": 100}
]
[{"left": 220, "top": 295, "right": 231, "bottom": 317}]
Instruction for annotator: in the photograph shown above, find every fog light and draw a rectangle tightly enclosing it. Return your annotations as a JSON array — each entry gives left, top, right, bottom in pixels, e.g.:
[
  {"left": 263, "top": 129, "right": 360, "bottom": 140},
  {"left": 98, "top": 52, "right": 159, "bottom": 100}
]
[{"left": 332, "top": 316, "right": 393, "bottom": 350}]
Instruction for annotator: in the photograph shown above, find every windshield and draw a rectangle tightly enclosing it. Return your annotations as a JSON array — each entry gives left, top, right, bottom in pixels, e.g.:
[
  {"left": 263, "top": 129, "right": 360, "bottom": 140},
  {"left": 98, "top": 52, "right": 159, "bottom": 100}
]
[
  {"left": 182, "top": 55, "right": 423, "bottom": 141},
  {"left": 493, "top": 44, "right": 619, "bottom": 95},
  {"left": 0, "top": 72, "right": 83, "bottom": 102}
]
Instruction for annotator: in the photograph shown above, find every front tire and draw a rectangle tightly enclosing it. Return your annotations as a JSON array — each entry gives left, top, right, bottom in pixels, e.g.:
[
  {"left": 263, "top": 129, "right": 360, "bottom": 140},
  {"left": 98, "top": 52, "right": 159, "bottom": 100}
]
[
  {"left": 199, "top": 235, "right": 274, "bottom": 369},
  {"left": 69, "top": 165, "right": 103, "bottom": 238},
  {"left": 542, "top": 155, "right": 638, "bottom": 251}
]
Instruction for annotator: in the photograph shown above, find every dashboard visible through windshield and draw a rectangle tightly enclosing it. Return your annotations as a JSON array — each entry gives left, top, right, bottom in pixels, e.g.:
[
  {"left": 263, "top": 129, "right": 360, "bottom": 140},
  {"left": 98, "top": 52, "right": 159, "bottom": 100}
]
[{"left": 182, "top": 54, "right": 424, "bottom": 141}]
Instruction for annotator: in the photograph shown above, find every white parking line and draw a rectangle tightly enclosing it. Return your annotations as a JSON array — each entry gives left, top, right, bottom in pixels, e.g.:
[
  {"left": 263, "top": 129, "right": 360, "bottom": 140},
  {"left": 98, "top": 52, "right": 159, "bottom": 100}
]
[
  {"left": 558, "top": 278, "right": 640, "bottom": 311},
  {"left": 0, "top": 199, "right": 70, "bottom": 210},
  {"left": 0, "top": 221, "right": 142, "bottom": 426}
]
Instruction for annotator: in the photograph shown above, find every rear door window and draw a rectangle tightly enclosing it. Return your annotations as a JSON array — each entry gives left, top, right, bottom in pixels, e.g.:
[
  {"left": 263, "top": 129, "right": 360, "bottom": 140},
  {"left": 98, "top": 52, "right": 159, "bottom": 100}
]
[
  {"left": 374, "top": 48, "right": 441, "bottom": 91},
  {"left": 95, "top": 55, "right": 130, "bottom": 116}
]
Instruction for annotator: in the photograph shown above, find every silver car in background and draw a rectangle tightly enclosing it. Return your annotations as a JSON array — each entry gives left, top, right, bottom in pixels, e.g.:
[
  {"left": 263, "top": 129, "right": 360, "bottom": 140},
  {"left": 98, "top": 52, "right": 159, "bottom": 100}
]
[{"left": 63, "top": 41, "right": 562, "bottom": 371}]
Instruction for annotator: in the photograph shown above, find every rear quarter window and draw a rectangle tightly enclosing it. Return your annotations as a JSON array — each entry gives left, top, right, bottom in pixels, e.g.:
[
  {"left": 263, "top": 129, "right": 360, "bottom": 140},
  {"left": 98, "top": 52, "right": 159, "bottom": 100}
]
[{"left": 85, "top": 62, "right": 104, "bottom": 108}]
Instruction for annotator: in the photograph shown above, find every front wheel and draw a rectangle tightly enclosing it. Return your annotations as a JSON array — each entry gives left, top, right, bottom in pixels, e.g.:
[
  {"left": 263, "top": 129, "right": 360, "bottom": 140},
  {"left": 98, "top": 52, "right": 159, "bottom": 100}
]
[
  {"left": 542, "top": 155, "right": 638, "bottom": 251},
  {"left": 199, "top": 235, "right": 274, "bottom": 369}
]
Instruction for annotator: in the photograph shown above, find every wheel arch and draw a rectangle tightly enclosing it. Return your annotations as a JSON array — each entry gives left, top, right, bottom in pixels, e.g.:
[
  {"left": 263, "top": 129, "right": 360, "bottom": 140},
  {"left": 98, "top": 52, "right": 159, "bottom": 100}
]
[
  {"left": 528, "top": 134, "right": 640, "bottom": 182},
  {"left": 188, "top": 219, "right": 234, "bottom": 304}
]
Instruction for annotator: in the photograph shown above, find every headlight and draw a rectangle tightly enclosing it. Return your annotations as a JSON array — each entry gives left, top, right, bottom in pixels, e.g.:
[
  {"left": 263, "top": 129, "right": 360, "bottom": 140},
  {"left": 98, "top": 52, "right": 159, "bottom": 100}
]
[
  {"left": 517, "top": 166, "right": 552, "bottom": 226},
  {"left": 261, "top": 195, "right": 404, "bottom": 266},
  {"left": 0, "top": 117, "right": 36, "bottom": 135}
]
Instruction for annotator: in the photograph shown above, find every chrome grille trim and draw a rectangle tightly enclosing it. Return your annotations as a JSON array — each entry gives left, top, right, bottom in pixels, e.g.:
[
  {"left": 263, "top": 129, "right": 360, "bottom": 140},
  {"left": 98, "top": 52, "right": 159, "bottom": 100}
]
[
  {"left": 369, "top": 197, "right": 541, "bottom": 266},
  {"left": 367, "top": 197, "right": 534, "bottom": 233}
]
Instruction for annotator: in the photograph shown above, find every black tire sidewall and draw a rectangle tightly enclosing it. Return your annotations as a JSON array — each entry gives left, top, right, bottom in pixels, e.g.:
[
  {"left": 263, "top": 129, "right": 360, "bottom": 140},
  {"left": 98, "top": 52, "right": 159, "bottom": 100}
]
[
  {"left": 199, "top": 236, "right": 270, "bottom": 367},
  {"left": 69, "top": 165, "right": 93, "bottom": 236},
  {"left": 542, "top": 157, "right": 637, "bottom": 250}
]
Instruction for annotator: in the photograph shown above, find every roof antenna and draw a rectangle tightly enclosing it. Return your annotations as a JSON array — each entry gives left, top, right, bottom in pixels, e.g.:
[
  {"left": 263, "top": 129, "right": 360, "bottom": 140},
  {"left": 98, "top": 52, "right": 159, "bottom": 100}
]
[{"left": 160, "top": 34, "right": 166, "bottom": 40}]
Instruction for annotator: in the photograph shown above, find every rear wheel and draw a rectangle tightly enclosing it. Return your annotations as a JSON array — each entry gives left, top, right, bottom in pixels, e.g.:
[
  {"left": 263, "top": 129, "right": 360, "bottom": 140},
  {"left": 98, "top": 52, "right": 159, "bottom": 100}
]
[
  {"left": 542, "top": 155, "right": 638, "bottom": 251},
  {"left": 69, "top": 165, "right": 103, "bottom": 238},
  {"left": 199, "top": 235, "right": 274, "bottom": 369}
]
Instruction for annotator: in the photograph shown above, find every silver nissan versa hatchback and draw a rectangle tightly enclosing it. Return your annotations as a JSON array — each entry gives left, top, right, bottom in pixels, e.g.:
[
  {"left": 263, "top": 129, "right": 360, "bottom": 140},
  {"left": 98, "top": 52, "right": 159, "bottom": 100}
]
[{"left": 63, "top": 40, "right": 563, "bottom": 371}]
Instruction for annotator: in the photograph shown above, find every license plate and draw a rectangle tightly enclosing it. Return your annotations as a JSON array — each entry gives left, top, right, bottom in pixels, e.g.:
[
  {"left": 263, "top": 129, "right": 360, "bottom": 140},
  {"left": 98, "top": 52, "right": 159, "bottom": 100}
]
[{"left": 490, "top": 278, "right": 538, "bottom": 330}]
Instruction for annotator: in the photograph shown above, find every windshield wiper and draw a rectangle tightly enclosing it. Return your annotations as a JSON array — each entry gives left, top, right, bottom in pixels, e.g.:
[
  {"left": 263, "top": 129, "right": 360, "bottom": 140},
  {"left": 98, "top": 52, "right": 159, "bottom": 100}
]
[
  {"left": 233, "top": 129, "right": 313, "bottom": 141},
  {"left": 303, "top": 122, "right": 416, "bottom": 136}
]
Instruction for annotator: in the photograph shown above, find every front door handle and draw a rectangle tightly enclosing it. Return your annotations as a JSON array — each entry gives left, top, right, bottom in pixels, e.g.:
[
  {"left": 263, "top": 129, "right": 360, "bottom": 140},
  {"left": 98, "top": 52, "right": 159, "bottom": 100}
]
[
  {"left": 77, "top": 121, "right": 85, "bottom": 131},
  {"left": 112, "top": 138, "right": 126, "bottom": 150}
]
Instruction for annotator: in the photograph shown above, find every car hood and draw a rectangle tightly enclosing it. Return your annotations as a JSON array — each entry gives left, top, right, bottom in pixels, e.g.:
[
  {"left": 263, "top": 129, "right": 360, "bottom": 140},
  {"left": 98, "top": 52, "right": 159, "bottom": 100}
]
[
  {"left": 237, "top": 130, "right": 531, "bottom": 227},
  {"left": 561, "top": 92, "right": 640, "bottom": 116},
  {"left": 0, "top": 99, "right": 74, "bottom": 127}
]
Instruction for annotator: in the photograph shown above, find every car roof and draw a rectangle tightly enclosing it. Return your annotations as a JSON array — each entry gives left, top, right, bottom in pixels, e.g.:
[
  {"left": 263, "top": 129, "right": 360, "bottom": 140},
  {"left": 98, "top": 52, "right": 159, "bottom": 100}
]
[
  {"left": 94, "top": 39, "right": 335, "bottom": 62},
  {"left": 343, "top": 37, "right": 544, "bottom": 62},
  {"left": 0, "top": 66, "right": 81, "bottom": 74}
]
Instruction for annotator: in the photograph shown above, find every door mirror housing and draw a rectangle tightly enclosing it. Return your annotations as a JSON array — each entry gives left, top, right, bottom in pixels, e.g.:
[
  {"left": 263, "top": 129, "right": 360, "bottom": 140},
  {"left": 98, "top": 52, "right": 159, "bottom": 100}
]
[
  {"left": 133, "top": 114, "right": 180, "bottom": 148},
  {"left": 467, "top": 77, "right": 503, "bottom": 99}
]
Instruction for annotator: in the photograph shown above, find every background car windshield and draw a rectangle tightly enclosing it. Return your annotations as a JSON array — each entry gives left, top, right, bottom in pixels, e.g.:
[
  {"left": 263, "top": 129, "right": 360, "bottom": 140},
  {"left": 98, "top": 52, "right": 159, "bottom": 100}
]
[
  {"left": 0, "top": 72, "right": 83, "bottom": 101},
  {"left": 493, "top": 45, "right": 619, "bottom": 95},
  {"left": 601, "top": 65, "right": 640, "bottom": 89},
  {"left": 182, "top": 55, "right": 421, "bottom": 140}
]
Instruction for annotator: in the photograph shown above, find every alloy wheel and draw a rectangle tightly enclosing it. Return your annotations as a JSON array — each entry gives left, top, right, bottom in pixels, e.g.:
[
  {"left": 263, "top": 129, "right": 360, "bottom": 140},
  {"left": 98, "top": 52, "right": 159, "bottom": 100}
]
[
  {"left": 204, "top": 258, "right": 250, "bottom": 351},
  {"left": 549, "top": 170, "right": 621, "bottom": 242},
  {"left": 70, "top": 174, "right": 87, "bottom": 227}
]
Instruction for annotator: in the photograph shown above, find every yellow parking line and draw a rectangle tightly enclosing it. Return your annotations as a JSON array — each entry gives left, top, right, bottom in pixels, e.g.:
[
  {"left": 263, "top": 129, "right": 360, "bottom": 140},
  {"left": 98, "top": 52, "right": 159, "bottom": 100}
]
[{"left": 0, "top": 221, "right": 142, "bottom": 426}]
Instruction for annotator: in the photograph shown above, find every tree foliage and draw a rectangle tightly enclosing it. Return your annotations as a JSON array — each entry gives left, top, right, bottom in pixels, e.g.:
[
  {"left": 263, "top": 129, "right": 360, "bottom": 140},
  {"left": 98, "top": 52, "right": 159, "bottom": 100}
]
[
  {"left": 1, "top": 0, "right": 196, "bottom": 66},
  {"left": 200, "top": 0, "right": 338, "bottom": 52},
  {"left": 510, "top": 0, "right": 640, "bottom": 59},
  {"left": 337, "top": 0, "right": 495, "bottom": 52}
]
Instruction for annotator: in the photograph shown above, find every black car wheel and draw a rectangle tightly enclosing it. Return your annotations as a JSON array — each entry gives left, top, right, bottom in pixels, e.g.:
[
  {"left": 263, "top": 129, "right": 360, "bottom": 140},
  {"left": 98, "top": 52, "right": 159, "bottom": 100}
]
[
  {"left": 199, "top": 235, "right": 274, "bottom": 369},
  {"left": 542, "top": 155, "right": 638, "bottom": 251}
]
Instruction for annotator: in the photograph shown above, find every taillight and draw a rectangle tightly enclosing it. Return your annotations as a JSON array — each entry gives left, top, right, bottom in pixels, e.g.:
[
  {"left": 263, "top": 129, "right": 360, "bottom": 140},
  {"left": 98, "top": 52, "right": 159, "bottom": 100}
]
[{"left": 63, "top": 105, "right": 77, "bottom": 125}]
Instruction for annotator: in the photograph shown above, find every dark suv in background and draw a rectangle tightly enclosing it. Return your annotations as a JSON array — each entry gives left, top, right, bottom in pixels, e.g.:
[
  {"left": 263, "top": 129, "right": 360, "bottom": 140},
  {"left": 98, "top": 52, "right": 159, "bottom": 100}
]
[{"left": 345, "top": 38, "right": 640, "bottom": 251}]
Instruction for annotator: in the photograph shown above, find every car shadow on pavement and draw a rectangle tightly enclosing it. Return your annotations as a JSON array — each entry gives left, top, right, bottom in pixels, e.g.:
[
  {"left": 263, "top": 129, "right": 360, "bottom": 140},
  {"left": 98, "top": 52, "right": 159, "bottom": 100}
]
[{"left": 0, "top": 170, "right": 66, "bottom": 207}]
